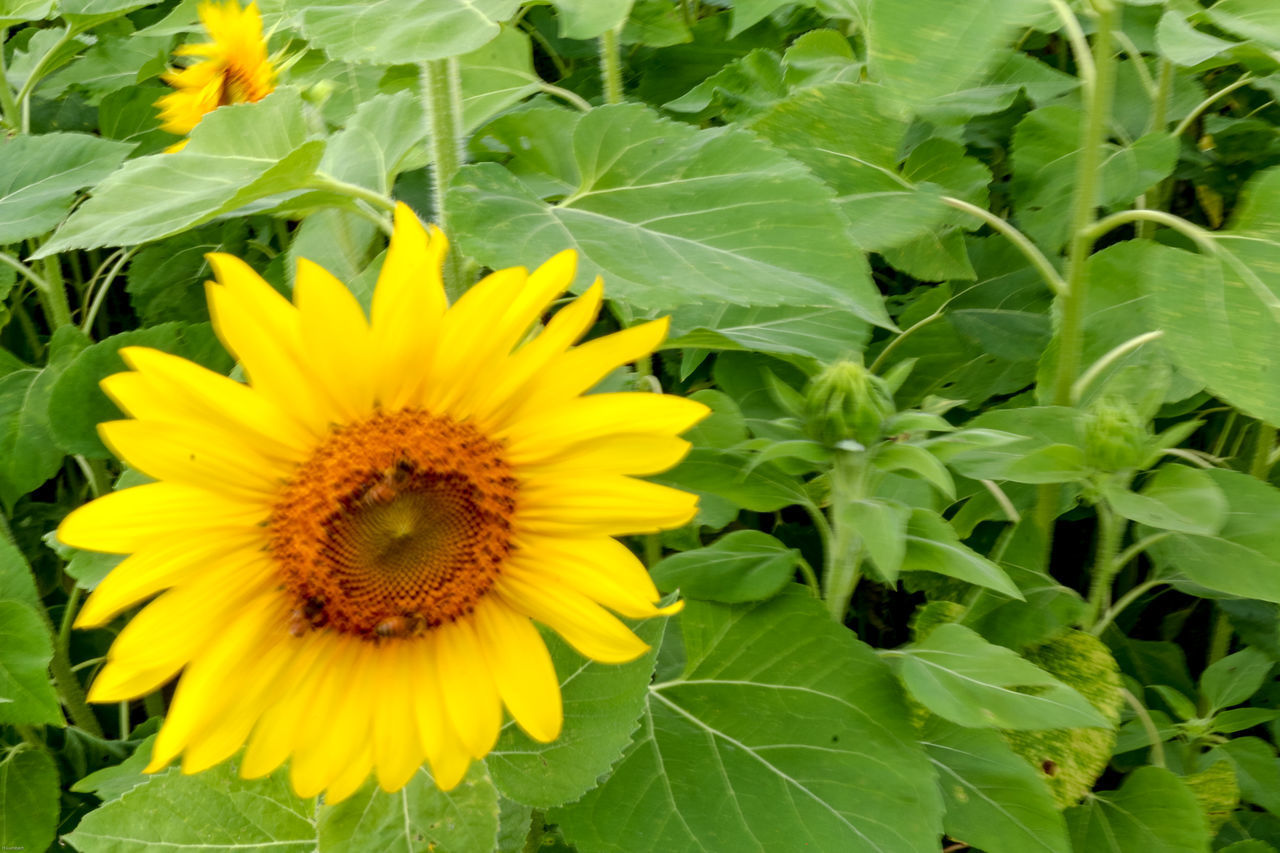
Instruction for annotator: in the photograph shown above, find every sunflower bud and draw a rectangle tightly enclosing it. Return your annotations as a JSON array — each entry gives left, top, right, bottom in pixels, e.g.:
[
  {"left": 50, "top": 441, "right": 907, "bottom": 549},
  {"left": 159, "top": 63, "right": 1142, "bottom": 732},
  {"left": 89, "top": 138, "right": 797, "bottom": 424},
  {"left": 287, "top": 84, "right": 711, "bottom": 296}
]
[
  {"left": 1084, "top": 397, "right": 1149, "bottom": 472},
  {"left": 804, "top": 360, "right": 896, "bottom": 448}
]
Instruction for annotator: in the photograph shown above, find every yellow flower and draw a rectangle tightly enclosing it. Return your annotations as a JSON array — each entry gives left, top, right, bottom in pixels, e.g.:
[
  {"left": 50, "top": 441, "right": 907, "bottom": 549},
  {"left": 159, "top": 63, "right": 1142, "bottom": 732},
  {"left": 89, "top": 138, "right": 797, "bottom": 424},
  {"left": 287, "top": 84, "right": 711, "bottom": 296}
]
[
  {"left": 155, "top": 0, "right": 276, "bottom": 148},
  {"left": 58, "top": 204, "right": 706, "bottom": 802}
]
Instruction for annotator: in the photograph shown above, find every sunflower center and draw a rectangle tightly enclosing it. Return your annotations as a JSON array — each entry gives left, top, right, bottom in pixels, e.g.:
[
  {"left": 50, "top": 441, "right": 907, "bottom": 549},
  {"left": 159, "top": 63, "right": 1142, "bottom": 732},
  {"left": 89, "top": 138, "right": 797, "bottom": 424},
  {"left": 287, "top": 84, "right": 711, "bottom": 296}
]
[{"left": 268, "top": 410, "right": 517, "bottom": 640}]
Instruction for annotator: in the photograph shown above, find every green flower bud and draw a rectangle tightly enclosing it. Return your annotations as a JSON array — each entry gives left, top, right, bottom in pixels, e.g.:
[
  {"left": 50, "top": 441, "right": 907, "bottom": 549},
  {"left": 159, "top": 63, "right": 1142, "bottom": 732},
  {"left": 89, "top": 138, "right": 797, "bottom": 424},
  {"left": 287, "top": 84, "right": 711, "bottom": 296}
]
[
  {"left": 1001, "top": 630, "right": 1123, "bottom": 807},
  {"left": 1084, "top": 397, "right": 1150, "bottom": 472},
  {"left": 804, "top": 359, "right": 896, "bottom": 448}
]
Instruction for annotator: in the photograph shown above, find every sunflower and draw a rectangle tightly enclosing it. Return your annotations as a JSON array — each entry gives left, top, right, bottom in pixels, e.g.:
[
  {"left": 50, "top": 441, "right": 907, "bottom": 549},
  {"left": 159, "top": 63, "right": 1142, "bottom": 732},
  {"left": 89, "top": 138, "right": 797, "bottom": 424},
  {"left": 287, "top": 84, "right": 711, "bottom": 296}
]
[
  {"left": 155, "top": 0, "right": 276, "bottom": 149},
  {"left": 58, "top": 204, "right": 707, "bottom": 802}
]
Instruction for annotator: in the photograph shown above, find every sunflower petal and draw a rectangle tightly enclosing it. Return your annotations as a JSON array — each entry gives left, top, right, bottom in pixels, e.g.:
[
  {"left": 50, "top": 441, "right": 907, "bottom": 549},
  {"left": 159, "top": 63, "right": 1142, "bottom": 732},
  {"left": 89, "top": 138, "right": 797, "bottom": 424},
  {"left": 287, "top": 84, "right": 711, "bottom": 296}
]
[
  {"left": 58, "top": 482, "right": 264, "bottom": 554},
  {"left": 434, "top": 619, "right": 502, "bottom": 759},
  {"left": 495, "top": 575, "right": 650, "bottom": 664},
  {"left": 473, "top": 597, "right": 562, "bottom": 743},
  {"left": 294, "top": 258, "right": 375, "bottom": 422}
]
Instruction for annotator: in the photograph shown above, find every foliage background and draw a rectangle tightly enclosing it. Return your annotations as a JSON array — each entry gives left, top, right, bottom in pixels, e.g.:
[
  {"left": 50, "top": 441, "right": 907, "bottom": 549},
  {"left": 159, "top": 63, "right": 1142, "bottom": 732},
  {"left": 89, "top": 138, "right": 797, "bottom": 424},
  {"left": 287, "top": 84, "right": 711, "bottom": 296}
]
[{"left": 3, "top": 0, "right": 1280, "bottom": 851}]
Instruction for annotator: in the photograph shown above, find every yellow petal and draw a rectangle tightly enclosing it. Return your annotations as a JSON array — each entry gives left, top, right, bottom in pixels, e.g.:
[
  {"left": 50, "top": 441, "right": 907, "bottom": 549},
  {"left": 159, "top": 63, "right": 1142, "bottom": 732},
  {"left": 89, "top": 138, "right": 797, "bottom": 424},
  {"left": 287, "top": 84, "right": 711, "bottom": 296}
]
[
  {"left": 118, "top": 347, "right": 313, "bottom": 459},
  {"left": 434, "top": 618, "right": 502, "bottom": 760},
  {"left": 373, "top": 642, "right": 426, "bottom": 792},
  {"left": 77, "top": 533, "right": 266, "bottom": 628},
  {"left": 289, "top": 638, "right": 369, "bottom": 798},
  {"left": 323, "top": 746, "right": 373, "bottom": 805},
  {"left": 370, "top": 205, "right": 447, "bottom": 410},
  {"left": 521, "top": 434, "right": 691, "bottom": 477},
  {"left": 500, "top": 393, "right": 710, "bottom": 466},
  {"left": 495, "top": 576, "right": 650, "bottom": 664},
  {"left": 506, "top": 535, "right": 671, "bottom": 620},
  {"left": 472, "top": 597, "right": 562, "bottom": 743},
  {"left": 518, "top": 475, "right": 699, "bottom": 536},
  {"left": 57, "top": 481, "right": 265, "bottom": 554},
  {"left": 98, "top": 419, "right": 284, "bottom": 500},
  {"left": 293, "top": 258, "right": 375, "bottom": 422},
  {"left": 239, "top": 631, "right": 340, "bottom": 779}
]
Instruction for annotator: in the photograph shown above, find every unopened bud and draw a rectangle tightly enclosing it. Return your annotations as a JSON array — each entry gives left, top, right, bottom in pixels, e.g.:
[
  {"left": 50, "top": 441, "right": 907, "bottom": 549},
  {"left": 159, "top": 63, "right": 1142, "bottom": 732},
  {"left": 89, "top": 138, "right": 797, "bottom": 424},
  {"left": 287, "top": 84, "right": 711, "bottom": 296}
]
[
  {"left": 804, "top": 359, "right": 895, "bottom": 448},
  {"left": 1084, "top": 397, "right": 1149, "bottom": 472}
]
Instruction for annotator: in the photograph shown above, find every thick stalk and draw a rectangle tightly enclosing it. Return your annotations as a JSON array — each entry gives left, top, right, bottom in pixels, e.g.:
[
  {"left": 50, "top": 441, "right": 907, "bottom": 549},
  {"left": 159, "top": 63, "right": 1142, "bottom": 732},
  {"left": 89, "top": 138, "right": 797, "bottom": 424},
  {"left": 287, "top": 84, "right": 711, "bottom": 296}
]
[
  {"left": 598, "top": 26, "right": 624, "bottom": 104},
  {"left": 39, "top": 256, "right": 72, "bottom": 329},
  {"left": 1051, "top": 0, "right": 1118, "bottom": 408},
  {"left": 45, "top": 609, "right": 102, "bottom": 736},
  {"left": 0, "top": 30, "right": 21, "bottom": 131},
  {"left": 420, "top": 58, "right": 468, "bottom": 300},
  {"left": 823, "top": 451, "right": 870, "bottom": 622},
  {"left": 1084, "top": 499, "right": 1124, "bottom": 626}
]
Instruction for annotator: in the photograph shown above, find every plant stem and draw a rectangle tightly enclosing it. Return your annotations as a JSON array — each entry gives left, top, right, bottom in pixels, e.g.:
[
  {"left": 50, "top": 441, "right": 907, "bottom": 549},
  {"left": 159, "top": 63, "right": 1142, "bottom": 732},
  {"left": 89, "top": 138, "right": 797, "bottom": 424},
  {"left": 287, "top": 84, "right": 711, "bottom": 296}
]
[
  {"left": 599, "top": 26, "right": 624, "bottom": 104},
  {"left": 15, "top": 25, "right": 76, "bottom": 134},
  {"left": 1121, "top": 687, "right": 1166, "bottom": 769},
  {"left": 1084, "top": 499, "right": 1124, "bottom": 626},
  {"left": 143, "top": 691, "right": 165, "bottom": 719},
  {"left": 1251, "top": 422, "right": 1276, "bottom": 481},
  {"left": 1051, "top": 0, "right": 1118, "bottom": 408},
  {"left": 941, "top": 197, "right": 1066, "bottom": 295},
  {"left": 0, "top": 30, "right": 22, "bottom": 131},
  {"left": 1171, "top": 75, "right": 1255, "bottom": 139},
  {"left": 1139, "top": 59, "right": 1176, "bottom": 240},
  {"left": 45, "top": 609, "right": 102, "bottom": 736},
  {"left": 1207, "top": 609, "right": 1233, "bottom": 665},
  {"left": 823, "top": 451, "right": 870, "bottom": 622},
  {"left": 420, "top": 58, "right": 468, "bottom": 300},
  {"left": 305, "top": 174, "right": 396, "bottom": 213},
  {"left": 1091, "top": 578, "right": 1164, "bottom": 635},
  {"left": 39, "top": 256, "right": 72, "bottom": 329}
]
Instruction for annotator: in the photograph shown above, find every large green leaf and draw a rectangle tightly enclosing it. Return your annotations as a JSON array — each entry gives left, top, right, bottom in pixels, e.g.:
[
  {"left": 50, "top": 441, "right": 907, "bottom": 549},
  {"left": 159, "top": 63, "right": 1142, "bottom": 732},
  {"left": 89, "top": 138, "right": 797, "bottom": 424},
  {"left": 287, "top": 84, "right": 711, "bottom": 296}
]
[
  {"left": 921, "top": 717, "right": 1069, "bottom": 853},
  {"left": 897, "top": 623, "right": 1110, "bottom": 730},
  {"left": 0, "top": 747, "right": 59, "bottom": 853},
  {"left": 450, "top": 103, "right": 889, "bottom": 324},
  {"left": 285, "top": 0, "right": 519, "bottom": 63},
  {"left": 662, "top": 303, "right": 871, "bottom": 363},
  {"left": 1064, "top": 766, "right": 1209, "bottom": 853},
  {"left": 1141, "top": 168, "right": 1280, "bottom": 426},
  {"left": 0, "top": 132, "right": 132, "bottom": 244},
  {"left": 1149, "top": 469, "right": 1280, "bottom": 603},
  {"left": 550, "top": 0, "right": 634, "bottom": 38},
  {"left": 316, "top": 766, "right": 499, "bottom": 852},
  {"left": 0, "top": 599, "right": 62, "bottom": 727},
  {"left": 553, "top": 589, "right": 944, "bottom": 852},
  {"left": 1207, "top": 0, "right": 1280, "bottom": 50},
  {"left": 37, "top": 89, "right": 325, "bottom": 255},
  {"left": 65, "top": 762, "right": 318, "bottom": 852},
  {"left": 651, "top": 530, "right": 801, "bottom": 603},
  {"left": 865, "top": 0, "right": 1050, "bottom": 115},
  {"left": 902, "top": 509, "right": 1023, "bottom": 599},
  {"left": 1103, "top": 464, "right": 1228, "bottom": 536},
  {"left": 485, "top": 617, "right": 665, "bottom": 809}
]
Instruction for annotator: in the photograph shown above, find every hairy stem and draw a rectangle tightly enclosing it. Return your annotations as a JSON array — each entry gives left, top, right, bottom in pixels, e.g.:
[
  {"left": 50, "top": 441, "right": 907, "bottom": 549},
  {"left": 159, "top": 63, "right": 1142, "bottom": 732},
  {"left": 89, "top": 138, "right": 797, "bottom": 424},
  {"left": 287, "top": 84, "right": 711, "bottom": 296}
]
[
  {"left": 599, "top": 26, "right": 624, "bottom": 104},
  {"left": 421, "top": 58, "right": 468, "bottom": 299}
]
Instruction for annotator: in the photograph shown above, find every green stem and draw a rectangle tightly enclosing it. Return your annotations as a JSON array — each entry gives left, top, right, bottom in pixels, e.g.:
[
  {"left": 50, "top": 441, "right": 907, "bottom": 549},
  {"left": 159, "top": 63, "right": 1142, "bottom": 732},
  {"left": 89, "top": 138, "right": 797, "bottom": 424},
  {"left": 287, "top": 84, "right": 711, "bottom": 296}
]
[
  {"left": 0, "top": 252, "right": 65, "bottom": 328},
  {"left": 143, "top": 690, "right": 165, "bottom": 719},
  {"left": 1139, "top": 59, "right": 1175, "bottom": 240},
  {"left": 538, "top": 82, "right": 592, "bottom": 112},
  {"left": 1250, "top": 423, "right": 1276, "bottom": 481},
  {"left": 15, "top": 25, "right": 76, "bottom": 134},
  {"left": 797, "top": 557, "right": 821, "bottom": 597},
  {"left": 420, "top": 58, "right": 468, "bottom": 300},
  {"left": 1121, "top": 688, "right": 1166, "bottom": 769},
  {"left": 599, "top": 26, "right": 624, "bottom": 105},
  {"left": 1051, "top": 0, "right": 1118, "bottom": 408},
  {"left": 823, "top": 451, "right": 870, "bottom": 622},
  {"left": 868, "top": 310, "right": 944, "bottom": 374},
  {"left": 1091, "top": 578, "right": 1164, "bottom": 635},
  {"left": 0, "top": 30, "right": 22, "bottom": 131},
  {"left": 58, "top": 586, "right": 82, "bottom": 655},
  {"left": 46, "top": 611, "right": 102, "bottom": 736},
  {"left": 941, "top": 197, "right": 1066, "bottom": 295},
  {"left": 15, "top": 725, "right": 47, "bottom": 753},
  {"left": 305, "top": 174, "right": 396, "bottom": 213},
  {"left": 1171, "top": 75, "right": 1255, "bottom": 139},
  {"left": 1206, "top": 609, "right": 1233, "bottom": 666},
  {"left": 39, "top": 256, "right": 71, "bottom": 329},
  {"left": 1084, "top": 499, "right": 1124, "bottom": 626}
]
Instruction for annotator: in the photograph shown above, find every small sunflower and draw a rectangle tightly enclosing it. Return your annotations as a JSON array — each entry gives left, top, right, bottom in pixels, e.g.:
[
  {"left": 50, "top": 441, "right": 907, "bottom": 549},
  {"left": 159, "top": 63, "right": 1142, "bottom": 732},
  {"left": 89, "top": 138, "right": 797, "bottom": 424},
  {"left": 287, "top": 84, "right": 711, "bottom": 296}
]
[
  {"left": 59, "top": 204, "right": 707, "bottom": 802},
  {"left": 155, "top": 0, "right": 276, "bottom": 149}
]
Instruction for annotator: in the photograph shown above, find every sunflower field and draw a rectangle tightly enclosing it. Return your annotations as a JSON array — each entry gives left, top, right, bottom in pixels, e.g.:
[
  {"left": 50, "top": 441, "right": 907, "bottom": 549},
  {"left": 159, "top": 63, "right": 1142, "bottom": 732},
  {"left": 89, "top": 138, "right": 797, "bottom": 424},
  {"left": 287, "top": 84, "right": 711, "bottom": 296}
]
[{"left": 4, "top": 0, "right": 1280, "bottom": 851}]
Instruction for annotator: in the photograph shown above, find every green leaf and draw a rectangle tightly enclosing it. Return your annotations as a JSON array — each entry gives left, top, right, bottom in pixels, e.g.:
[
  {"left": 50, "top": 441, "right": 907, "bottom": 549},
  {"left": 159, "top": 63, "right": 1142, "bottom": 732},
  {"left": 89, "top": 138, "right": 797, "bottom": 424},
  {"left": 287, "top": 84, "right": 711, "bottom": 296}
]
[
  {"left": 1103, "top": 464, "right": 1227, "bottom": 536},
  {"left": 1156, "top": 10, "right": 1243, "bottom": 67},
  {"left": 1213, "top": 737, "right": 1280, "bottom": 817},
  {"left": 451, "top": 103, "right": 890, "bottom": 325},
  {"left": 1149, "top": 469, "right": 1280, "bottom": 604},
  {"left": 839, "top": 498, "right": 910, "bottom": 584},
  {"left": 554, "top": 589, "right": 944, "bottom": 853},
  {"left": 549, "top": 0, "right": 634, "bottom": 39},
  {"left": 459, "top": 25, "right": 542, "bottom": 131},
  {"left": 1140, "top": 169, "right": 1280, "bottom": 426},
  {"left": 0, "top": 0, "right": 54, "bottom": 26},
  {"left": 65, "top": 761, "right": 317, "bottom": 852},
  {"left": 37, "top": 89, "right": 325, "bottom": 255},
  {"left": 47, "top": 323, "right": 232, "bottom": 458},
  {"left": 317, "top": 90, "right": 426, "bottom": 196},
  {"left": 865, "top": 0, "right": 1050, "bottom": 115},
  {"left": 874, "top": 443, "right": 955, "bottom": 499},
  {"left": 286, "top": 0, "right": 519, "bottom": 63},
  {"left": 0, "top": 599, "right": 61, "bottom": 726},
  {"left": 1201, "top": 647, "right": 1274, "bottom": 714},
  {"left": 898, "top": 623, "right": 1111, "bottom": 730},
  {"left": 902, "top": 508, "right": 1023, "bottom": 599},
  {"left": 0, "top": 325, "right": 88, "bottom": 508},
  {"left": 125, "top": 222, "right": 245, "bottom": 325},
  {"left": 0, "top": 132, "right": 133, "bottom": 244},
  {"left": 1066, "top": 766, "right": 1209, "bottom": 853},
  {"left": 1207, "top": 0, "right": 1280, "bottom": 50},
  {"left": 921, "top": 716, "right": 1070, "bottom": 853},
  {"left": 651, "top": 530, "right": 801, "bottom": 602},
  {"left": 656, "top": 448, "right": 810, "bottom": 513},
  {"left": 486, "top": 617, "right": 665, "bottom": 809},
  {"left": 1214, "top": 707, "right": 1280, "bottom": 734},
  {"left": 317, "top": 765, "right": 499, "bottom": 852},
  {"left": 0, "top": 537, "right": 40, "bottom": 611},
  {"left": 664, "top": 303, "right": 871, "bottom": 364},
  {"left": 0, "top": 747, "right": 59, "bottom": 853}
]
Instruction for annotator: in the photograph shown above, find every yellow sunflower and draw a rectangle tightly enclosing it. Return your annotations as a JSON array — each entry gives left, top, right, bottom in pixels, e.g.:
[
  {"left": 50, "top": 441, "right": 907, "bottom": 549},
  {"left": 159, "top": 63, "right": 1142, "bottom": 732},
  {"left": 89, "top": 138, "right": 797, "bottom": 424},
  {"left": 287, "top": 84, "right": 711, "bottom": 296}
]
[
  {"left": 58, "top": 204, "right": 707, "bottom": 802},
  {"left": 155, "top": 0, "right": 276, "bottom": 149}
]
